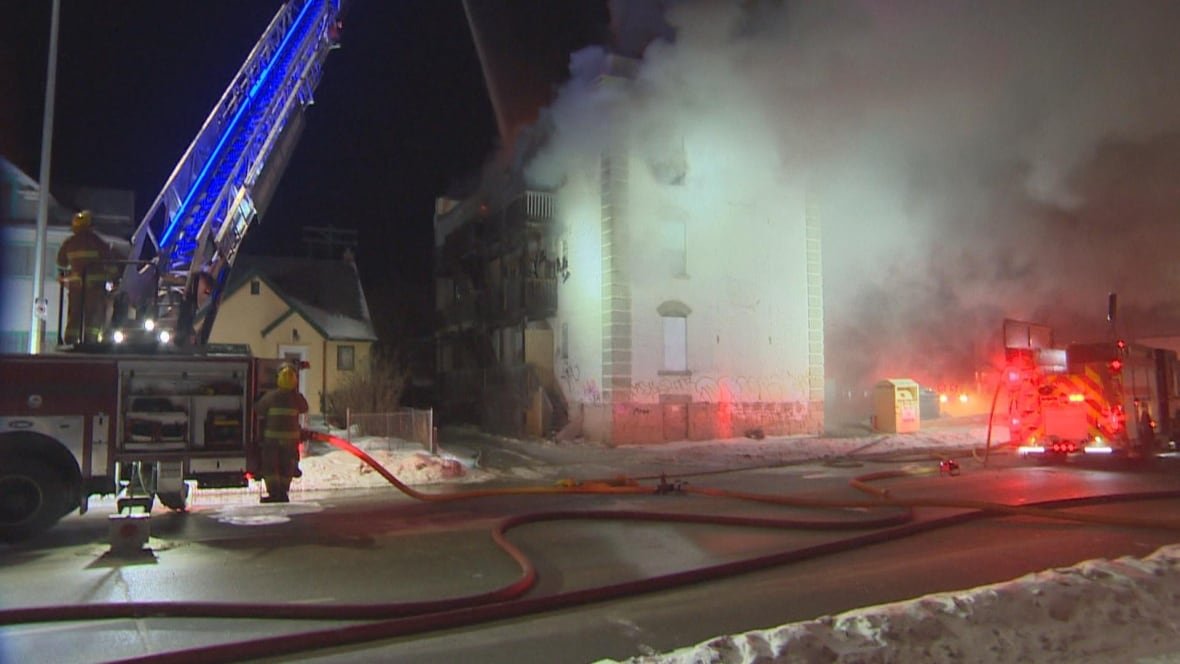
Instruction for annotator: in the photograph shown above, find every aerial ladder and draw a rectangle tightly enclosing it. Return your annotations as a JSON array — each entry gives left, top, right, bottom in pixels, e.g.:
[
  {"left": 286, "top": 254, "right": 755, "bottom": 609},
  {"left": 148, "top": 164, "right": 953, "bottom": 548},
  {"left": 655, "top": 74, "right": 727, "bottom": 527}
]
[{"left": 110, "top": 0, "right": 344, "bottom": 347}]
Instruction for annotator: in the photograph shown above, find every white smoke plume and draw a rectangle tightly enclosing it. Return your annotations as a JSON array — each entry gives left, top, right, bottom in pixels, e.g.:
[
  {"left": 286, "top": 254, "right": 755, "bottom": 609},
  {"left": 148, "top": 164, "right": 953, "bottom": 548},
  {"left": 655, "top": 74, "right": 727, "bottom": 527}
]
[{"left": 523, "top": 0, "right": 1180, "bottom": 393}]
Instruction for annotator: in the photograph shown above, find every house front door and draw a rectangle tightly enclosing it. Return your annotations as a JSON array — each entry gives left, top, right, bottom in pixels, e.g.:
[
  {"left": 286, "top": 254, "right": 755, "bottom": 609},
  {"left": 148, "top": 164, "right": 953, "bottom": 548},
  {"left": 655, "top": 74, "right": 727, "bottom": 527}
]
[{"left": 277, "top": 344, "right": 310, "bottom": 396}]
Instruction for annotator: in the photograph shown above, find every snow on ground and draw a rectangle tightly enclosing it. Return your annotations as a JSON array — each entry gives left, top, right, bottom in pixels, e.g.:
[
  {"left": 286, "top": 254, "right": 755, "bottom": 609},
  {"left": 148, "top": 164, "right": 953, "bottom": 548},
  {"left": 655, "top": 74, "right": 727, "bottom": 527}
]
[
  {"left": 296, "top": 445, "right": 491, "bottom": 490},
  {"left": 607, "top": 424, "right": 1003, "bottom": 469},
  {"left": 294, "top": 433, "right": 494, "bottom": 491},
  {"left": 603, "top": 544, "right": 1180, "bottom": 664},
  {"left": 287, "top": 422, "right": 1003, "bottom": 492}
]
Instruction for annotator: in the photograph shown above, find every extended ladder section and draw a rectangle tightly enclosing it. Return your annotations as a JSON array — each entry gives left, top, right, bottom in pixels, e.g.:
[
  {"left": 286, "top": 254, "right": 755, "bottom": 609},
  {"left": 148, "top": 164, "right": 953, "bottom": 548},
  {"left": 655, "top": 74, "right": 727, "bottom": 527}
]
[{"left": 116, "top": 0, "right": 343, "bottom": 345}]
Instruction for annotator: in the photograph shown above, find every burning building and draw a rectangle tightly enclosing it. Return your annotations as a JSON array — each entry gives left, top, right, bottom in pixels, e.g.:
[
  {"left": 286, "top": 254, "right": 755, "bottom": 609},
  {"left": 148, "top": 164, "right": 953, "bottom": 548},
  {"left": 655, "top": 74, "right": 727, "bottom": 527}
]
[
  {"left": 434, "top": 3, "right": 822, "bottom": 444},
  {"left": 437, "top": 0, "right": 1180, "bottom": 441}
]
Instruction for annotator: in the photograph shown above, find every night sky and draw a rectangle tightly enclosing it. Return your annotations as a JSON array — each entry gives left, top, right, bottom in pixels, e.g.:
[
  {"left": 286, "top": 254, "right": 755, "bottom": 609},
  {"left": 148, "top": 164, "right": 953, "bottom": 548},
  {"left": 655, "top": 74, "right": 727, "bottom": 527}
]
[
  {"left": 14, "top": 1, "right": 1180, "bottom": 390},
  {"left": 1, "top": 0, "right": 610, "bottom": 344}
]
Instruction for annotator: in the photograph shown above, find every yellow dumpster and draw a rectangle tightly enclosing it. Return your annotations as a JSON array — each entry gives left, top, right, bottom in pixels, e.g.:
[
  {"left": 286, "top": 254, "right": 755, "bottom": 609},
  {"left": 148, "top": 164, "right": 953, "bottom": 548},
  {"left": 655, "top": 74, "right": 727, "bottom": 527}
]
[{"left": 873, "top": 378, "right": 920, "bottom": 433}]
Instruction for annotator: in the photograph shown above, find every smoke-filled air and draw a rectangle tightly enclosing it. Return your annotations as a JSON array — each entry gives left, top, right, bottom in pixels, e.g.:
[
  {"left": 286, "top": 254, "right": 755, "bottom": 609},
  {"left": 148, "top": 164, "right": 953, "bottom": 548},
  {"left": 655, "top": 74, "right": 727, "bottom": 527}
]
[{"left": 522, "top": 0, "right": 1180, "bottom": 398}]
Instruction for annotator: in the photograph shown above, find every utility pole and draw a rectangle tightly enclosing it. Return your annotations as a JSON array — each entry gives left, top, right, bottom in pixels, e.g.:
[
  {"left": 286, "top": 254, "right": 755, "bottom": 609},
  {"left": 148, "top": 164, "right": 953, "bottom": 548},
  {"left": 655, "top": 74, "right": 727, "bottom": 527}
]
[{"left": 28, "top": 0, "right": 61, "bottom": 354}]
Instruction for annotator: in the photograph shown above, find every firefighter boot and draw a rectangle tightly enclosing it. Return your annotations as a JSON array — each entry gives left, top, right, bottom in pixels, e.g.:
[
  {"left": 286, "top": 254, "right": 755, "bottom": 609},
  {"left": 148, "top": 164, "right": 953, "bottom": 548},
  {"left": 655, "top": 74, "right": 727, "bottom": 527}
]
[{"left": 261, "top": 476, "right": 292, "bottom": 503}]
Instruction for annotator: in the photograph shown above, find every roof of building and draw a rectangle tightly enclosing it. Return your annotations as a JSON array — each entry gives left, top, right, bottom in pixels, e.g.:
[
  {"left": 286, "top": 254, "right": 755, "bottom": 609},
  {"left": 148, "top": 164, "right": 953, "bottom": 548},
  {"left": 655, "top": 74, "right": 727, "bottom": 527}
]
[
  {"left": 1, "top": 156, "right": 74, "bottom": 226},
  {"left": 224, "top": 255, "right": 378, "bottom": 342}
]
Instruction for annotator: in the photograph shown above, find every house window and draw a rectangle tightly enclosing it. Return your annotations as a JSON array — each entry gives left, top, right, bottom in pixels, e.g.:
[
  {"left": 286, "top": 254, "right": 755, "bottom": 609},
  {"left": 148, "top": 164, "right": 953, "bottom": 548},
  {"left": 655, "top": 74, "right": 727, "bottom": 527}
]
[
  {"left": 657, "top": 300, "right": 692, "bottom": 373},
  {"left": 337, "top": 345, "right": 355, "bottom": 371},
  {"left": 47, "top": 245, "right": 63, "bottom": 277},
  {"left": 1, "top": 243, "right": 32, "bottom": 277},
  {"left": 250, "top": 279, "right": 261, "bottom": 295}
]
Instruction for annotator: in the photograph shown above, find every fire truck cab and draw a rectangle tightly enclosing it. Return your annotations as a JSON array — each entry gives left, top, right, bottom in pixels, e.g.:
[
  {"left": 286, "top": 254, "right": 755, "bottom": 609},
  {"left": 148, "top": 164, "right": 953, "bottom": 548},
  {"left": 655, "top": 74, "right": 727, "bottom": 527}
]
[{"left": 0, "top": 349, "right": 285, "bottom": 541}]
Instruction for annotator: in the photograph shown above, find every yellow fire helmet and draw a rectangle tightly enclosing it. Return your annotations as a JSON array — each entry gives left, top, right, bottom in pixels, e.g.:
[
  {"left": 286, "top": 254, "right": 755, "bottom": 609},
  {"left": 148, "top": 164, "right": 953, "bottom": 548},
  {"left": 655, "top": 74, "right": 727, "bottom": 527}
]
[
  {"left": 277, "top": 364, "right": 298, "bottom": 391},
  {"left": 71, "top": 210, "right": 93, "bottom": 232}
]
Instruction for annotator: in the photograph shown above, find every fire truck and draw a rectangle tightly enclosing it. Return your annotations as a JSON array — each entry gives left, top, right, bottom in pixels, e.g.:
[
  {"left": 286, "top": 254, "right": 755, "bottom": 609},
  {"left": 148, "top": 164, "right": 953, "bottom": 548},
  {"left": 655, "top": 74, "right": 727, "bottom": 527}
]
[
  {"left": 0, "top": 351, "right": 292, "bottom": 541},
  {"left": 1003, "top": 319, "right": 1180, "bottom": 459},
  {"left": 0, "top": 0, "right": 343, "bottom": 541}
]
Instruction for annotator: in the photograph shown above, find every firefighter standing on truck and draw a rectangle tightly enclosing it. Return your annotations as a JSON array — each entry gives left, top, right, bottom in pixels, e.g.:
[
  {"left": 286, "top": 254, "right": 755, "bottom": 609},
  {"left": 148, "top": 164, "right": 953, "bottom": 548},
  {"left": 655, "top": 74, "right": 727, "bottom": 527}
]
[
  {"left": 255, "top": 364, "right": 308, "bottom": 503},
  {"left": 57, "top": 210, "right": 115, "bottom": 344}
]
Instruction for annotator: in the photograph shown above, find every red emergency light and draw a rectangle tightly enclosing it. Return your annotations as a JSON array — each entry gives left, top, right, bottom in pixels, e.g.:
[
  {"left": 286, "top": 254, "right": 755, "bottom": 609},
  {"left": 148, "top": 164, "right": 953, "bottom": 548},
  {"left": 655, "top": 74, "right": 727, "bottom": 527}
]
[{"left": 1108, "top": 359, "right": 1123, "bottom": 373}]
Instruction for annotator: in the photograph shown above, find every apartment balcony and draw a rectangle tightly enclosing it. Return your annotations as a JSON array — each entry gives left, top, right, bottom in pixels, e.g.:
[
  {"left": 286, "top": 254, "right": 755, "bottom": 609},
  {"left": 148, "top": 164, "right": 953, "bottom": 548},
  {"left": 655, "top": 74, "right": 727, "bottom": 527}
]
[
  {"left": 506, "top": 191, "right": 556, "bottom": 224},
  {"left": 482, "top": 276, "right": 557, "bottom": 324},
  {"left": 436, "top": 223, "right": 486, "bottom": 273},
  {"left": 485, "top": 191, "right": 557, "bottom": 252}
]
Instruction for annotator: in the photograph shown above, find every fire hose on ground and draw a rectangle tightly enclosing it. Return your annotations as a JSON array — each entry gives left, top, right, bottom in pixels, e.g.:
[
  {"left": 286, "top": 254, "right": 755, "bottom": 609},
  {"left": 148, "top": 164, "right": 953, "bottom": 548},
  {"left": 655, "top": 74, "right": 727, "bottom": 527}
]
[{"left": 3, "top": 430, "right": 1180, "bottom": 664}]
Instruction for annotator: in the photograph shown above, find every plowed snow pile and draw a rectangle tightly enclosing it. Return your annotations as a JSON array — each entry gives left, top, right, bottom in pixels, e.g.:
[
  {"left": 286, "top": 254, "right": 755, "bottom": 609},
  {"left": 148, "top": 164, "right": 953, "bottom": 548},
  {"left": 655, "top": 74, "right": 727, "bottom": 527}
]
[
  {"left": 606, "top": 544, "right": 1180, "bottom": 664},
  {"left": 298, "top": 450, "right": 451, "bottom": 489},
  {"left": 289, "top": 435, "right": 492, "bottom": 491}
]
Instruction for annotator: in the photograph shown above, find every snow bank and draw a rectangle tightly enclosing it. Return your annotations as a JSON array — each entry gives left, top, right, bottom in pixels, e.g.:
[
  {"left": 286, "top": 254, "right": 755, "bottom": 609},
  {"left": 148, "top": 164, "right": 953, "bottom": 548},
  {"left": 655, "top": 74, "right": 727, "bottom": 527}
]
[
  {"left": 607, "top": 544, "right": 1180, "bottom": 664},
  {"left": 295, "top": 449, "right": 473, "bottom": 490},
  {"left": 276, "top": 435, "right": 491, "bottom": 492}
]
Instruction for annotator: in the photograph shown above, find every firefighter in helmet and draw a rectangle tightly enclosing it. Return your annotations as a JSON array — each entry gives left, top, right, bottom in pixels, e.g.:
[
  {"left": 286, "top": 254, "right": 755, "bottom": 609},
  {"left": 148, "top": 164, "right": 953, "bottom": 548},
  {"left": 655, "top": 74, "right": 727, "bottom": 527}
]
[
  {"left": 255, "top": 364, "right": 309, "bottom": 503},
  {"left": 57, "top": 210, "right": 115, "bottom": 345}
]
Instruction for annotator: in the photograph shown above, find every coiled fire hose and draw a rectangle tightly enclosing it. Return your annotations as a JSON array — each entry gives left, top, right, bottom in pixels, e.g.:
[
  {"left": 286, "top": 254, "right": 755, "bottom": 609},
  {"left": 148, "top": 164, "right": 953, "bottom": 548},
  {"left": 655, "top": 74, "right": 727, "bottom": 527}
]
[{"left": 2, "top": 430, "right": 1179, "bottom": 664}]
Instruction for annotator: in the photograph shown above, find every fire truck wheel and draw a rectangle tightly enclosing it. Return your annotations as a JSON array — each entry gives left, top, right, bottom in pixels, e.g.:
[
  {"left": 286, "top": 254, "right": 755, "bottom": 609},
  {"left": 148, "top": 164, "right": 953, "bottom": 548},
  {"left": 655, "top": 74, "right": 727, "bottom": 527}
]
[
  {"left": 158, "top": 484, "right": 190, "bottom": 512},
  {"left": 0, "top": 458, "right": 68, "bottom": 542}
]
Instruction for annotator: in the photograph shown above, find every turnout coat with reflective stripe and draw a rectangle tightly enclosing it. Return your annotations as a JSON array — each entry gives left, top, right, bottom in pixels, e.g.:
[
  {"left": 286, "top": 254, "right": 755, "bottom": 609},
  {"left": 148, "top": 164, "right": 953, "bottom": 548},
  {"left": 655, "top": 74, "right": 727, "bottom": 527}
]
[
  {"left": 56, "top": 229, "right": 114, "bottom": 284},
  {"left": 255, "top": 388, "right": 309, "bottom": 444}
]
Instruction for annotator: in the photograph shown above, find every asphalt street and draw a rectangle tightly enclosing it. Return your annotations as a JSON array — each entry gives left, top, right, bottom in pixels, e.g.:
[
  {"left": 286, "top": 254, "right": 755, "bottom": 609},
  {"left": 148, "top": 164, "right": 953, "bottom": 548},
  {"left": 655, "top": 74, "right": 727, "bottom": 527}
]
[{"left": 2, "top": 435, "right": 1180, "bottom": 664}]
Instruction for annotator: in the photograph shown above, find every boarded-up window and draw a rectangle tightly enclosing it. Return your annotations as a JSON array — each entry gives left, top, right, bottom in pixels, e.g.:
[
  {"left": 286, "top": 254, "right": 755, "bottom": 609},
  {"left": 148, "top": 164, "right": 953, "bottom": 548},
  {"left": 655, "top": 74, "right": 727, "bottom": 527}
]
[{"left": 663, "top": 316, "right": 687, "bottom": 372}]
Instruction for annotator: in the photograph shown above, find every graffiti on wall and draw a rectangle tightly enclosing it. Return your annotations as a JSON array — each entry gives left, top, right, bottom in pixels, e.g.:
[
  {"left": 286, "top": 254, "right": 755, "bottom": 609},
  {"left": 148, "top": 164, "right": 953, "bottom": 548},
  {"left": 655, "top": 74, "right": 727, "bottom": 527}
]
[
  {"left": 560, "top": 361, "right": 602, "bottom": 404},
  {"left": 559, "top": 365, "right": 810, "bottom": 410},
  {"left": 559, "top": 361, "right": 581, "bottom": 394},
  {"left": 608, "top": 398, "right": 820, "bottom": 444},
  {"left": 584, "top": 378, "right": 601, "bottom": 404},
  {"left": 629, "top": 372, "right": 810, "bottom": 403}
]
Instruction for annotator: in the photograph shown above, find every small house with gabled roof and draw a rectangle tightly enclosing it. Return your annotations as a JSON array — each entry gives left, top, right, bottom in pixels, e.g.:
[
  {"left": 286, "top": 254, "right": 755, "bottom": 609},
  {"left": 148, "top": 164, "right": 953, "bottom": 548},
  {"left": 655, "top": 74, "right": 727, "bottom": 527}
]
[{"left": 209, "top": 255, "right": 378, "bottom": 414}]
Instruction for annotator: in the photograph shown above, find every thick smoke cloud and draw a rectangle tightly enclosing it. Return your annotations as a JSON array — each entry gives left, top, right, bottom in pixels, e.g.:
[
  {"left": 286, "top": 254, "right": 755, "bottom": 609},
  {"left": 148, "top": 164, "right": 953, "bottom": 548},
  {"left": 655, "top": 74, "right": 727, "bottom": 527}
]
[{"left": 524, "top": 0, "right": 1180, "bottom": 393}]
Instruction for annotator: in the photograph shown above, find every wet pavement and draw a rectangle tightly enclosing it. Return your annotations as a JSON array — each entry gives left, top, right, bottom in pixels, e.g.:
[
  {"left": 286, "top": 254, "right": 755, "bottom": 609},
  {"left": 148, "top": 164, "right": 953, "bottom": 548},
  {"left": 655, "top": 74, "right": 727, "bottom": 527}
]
[{"left": 3, "top": 425, "right": 1180, "bottom": 663}]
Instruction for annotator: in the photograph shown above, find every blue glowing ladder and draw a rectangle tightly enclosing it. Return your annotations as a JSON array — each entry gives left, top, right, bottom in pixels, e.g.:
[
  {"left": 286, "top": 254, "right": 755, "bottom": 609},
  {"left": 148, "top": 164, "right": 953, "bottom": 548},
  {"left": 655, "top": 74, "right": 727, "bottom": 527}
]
[{"left": 118, "top": 0, "right": 342, "bottom": 344}]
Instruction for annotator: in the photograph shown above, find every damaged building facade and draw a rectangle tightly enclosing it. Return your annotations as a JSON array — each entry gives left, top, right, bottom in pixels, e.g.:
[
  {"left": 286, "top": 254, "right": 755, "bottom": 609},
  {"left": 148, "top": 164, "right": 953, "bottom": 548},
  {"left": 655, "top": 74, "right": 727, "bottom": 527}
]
[{"left": 433, "top": 52, "right": 823, "bottom": 445}]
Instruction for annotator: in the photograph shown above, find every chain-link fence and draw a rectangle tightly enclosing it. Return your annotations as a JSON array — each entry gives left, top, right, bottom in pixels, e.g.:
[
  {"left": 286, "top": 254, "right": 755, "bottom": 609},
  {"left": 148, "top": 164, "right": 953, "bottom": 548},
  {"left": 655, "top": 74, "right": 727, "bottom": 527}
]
[{"left": 346, "top": 408, "right": 436, "bottom": 454}]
